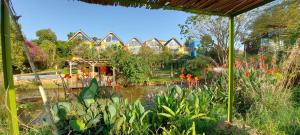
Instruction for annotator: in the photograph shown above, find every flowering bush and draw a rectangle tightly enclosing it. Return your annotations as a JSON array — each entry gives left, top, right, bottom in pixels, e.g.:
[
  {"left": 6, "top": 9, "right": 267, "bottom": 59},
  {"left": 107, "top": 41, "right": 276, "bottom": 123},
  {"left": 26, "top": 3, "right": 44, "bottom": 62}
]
[{"left": 25, "top": 40, "right": 46, "bottom": 62}]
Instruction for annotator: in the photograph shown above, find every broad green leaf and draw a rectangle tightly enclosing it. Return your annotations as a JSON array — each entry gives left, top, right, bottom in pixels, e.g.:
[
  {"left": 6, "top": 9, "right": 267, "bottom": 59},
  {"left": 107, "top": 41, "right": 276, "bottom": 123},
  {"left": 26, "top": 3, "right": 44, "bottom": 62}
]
[
  {"left": 161, "top": 105, "right": 175, "bottom": 116},
  {"left": 158, "top": 113, "right": 173, "bottom": 118},
  {"left": 129, "top": 112, "right": 136, "bottom": 124},
  {"left": 140, "top": 110, "right": 150, "bottom": 125},
  {"left": 78, "top": 78, "right": 99, "bottom": 102},
  {"left": 192, "top": 122, "right": 196, "bottom": 135},
  {"left": 112, "top": 97, "right": 120, "bottom": 104},
  {"left": 174, "top": 85, "right": 182, "bottom": 95},
  {"left": 69, "top": 119, "right": 86, "bottom": 132},
  {"left": 190, "top": 113, "right": 206, "bottom": 119},
  {"left": 103, "top": 111, "right": 109, "bottom": 124},
  {"left": 108, "top": 105, "right": 116, "bottom": 118},
  {"left": 115, "top": 117, "right": 124, "bottom": 132}
]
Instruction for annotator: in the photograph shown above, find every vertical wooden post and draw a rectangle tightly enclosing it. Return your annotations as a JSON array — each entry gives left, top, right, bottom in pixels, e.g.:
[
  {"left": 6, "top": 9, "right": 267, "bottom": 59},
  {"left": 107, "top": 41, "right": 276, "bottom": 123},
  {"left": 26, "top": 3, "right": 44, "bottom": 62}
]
[
  {"left": 55, "top": 65, "right": 58, "bottom": 75},
  {"left": 91, "top": 63, "right": 95, "bottom": 78},
  {"left": 1, "top": 1, "right": 20, "bottom": 134},
  {"left": 227, "top": 16, "right": 234, "bottom": 123},
  {"left": 69, "top": 61, "right": 72, "bottom": 76},
  {"left": 170, "top": 62, "right": 174, "bottom": 77},
  {"left": 112, "top": 67, "right": 116, "bottom": 87}
]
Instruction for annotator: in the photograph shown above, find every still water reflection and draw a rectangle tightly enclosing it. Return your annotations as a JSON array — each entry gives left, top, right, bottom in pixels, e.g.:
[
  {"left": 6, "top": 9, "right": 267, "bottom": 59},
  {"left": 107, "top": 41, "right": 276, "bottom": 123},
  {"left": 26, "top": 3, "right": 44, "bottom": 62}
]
[{"left": 16, "top": 85, "right": 169, "bottom": 125}]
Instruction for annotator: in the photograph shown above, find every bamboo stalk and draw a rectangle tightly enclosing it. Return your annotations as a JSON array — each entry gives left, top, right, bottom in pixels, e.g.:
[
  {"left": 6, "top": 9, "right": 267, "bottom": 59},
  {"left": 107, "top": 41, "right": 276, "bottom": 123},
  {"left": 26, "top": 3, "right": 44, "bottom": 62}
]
[
  {"left": 1, "top": 1, "right": 19, "bottom": 134},
  {"left": 2, "top": 0, "right": 58, "bottom": 134},
  {"left": 227, "top": 16, "right": 234, "bottom": 123}
]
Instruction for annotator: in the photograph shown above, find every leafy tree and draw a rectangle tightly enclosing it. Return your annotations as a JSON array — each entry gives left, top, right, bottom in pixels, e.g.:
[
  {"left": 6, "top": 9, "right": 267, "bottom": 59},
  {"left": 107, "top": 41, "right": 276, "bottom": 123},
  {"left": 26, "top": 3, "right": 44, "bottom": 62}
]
[
  {"left": 67, "top": 32, "right": 76, "bottom": 39},
  {"left": 179, "top": 15, "right": 248, "bottom": 64},
  {"left": 57, "top": 41, "right": 71, "bottom": 58},
  {"left": 159, "top": 46, "right": 173, "bottom": 64},
  {"left": 71, "top": 44, "right": 101, "bottom": 60},
  {"left": 200, "top": 34, "right": 213, "bottom": 53},
  {"left": 250, "top": 0, "right": 300, "bottom": 45},
  {"left": 137, "top": 45, "right": 160, "bottom": 75},
  {"left": 39, "top": 40, "right": 56, "bottom": 68},
  {"left": 110, "top": 48, "right": 150, "bottom": 84},
  {"left": 10, "top": 22, "right": 27, "bottom": 72},
  {"left": 36, "top": 29, "right": 57, "bottom": 43}
]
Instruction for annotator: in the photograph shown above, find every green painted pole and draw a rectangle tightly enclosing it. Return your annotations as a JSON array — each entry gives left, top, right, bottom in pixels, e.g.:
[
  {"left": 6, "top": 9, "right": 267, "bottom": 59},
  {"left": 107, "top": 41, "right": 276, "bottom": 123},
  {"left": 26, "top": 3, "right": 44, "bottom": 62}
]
[
  {"left": 227, "top": 16, "right": 234, "bottom": 123},
  {"left": 1, "top": 0, "right": 20, "bottom": 134}
]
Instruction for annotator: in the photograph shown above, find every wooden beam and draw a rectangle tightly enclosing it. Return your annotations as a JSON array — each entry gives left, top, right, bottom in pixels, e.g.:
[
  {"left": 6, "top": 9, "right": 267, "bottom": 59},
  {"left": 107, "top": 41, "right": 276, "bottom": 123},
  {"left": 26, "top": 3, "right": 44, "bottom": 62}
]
[{"left": 232, "top": 0, "right": 275, "bottom": 16}]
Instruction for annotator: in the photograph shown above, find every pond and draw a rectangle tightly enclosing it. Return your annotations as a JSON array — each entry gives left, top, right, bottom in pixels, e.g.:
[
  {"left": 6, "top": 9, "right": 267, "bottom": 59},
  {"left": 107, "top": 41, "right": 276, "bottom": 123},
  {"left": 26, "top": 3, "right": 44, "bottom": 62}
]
[{"left": 16, "top": 85, "right": 169, "bottom": 125}]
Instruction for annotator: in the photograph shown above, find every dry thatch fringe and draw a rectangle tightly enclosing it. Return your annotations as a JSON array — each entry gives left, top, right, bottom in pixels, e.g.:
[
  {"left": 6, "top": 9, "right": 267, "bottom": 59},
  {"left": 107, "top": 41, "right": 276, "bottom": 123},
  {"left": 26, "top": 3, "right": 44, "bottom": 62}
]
[
  {"left": 78, "top": 0, "right": 266, "bottom": 16},
  {"left": 276, "top": 43, "right": 300, "bottom": 91}
]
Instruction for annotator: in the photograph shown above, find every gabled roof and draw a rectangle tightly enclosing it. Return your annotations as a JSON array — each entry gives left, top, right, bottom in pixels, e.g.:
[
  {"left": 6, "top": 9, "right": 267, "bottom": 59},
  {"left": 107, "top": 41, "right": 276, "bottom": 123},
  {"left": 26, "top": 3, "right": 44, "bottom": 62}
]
[
  {"left": 164, "top": 38, "right": 183, "bottom": 47},
  {"left": 79, "top": 0, "right": 275, "bottom": 17},
  {"left": 68, "top": 30, "right": 92, "bottom": 42},
  {"left": 100, "top": 32, "right": 124, "bottom": 45},
  {"left": 144, "top": 38, "right": 163, "bottom": 46},
  {"left": 127, "top": 37, "right": 143, "bottom": 46}
]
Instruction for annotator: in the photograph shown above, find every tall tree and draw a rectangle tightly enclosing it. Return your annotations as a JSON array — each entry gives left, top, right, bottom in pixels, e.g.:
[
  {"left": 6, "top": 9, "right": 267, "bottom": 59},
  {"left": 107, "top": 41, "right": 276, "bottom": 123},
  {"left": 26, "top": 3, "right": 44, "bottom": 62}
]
[
  {"left": 250, "top": 0, "right": 300, "bottom": 45},
  {"left": 199, "top": 34, "right": 214, "bottom": 54},
  {"left": 36, "top": 29, "right": 57, "bottom": 43},
  {"left": 11, "top": 22, "right": 27, "bottom": 72},
  {"left": 39, "top": 40, "right": 56, "bottom": 68},
  {"left": 179, "top": 15, "right": 248, "bottom": 64}
]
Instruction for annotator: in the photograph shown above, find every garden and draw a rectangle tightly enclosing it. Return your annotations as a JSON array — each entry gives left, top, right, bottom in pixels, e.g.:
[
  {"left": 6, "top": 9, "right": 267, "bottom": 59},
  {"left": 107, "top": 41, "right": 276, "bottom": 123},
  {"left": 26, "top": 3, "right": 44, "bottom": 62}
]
[{"left": 1, "top": 0, "right": 300, "bottom": 135}]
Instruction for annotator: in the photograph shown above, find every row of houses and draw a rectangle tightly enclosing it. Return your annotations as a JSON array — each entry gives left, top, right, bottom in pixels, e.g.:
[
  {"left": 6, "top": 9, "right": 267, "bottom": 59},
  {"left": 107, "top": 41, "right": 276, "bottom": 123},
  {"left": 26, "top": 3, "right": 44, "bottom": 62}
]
[{"left": 68, "top": 30, "right": 188, "bottom": 54}]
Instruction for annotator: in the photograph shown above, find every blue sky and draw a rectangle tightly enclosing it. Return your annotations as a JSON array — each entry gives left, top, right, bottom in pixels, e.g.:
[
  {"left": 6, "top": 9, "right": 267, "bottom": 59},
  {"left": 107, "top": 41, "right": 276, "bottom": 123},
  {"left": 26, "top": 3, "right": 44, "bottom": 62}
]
[{"left": 11, "top": 0, "right": 193, "bottom": 43}]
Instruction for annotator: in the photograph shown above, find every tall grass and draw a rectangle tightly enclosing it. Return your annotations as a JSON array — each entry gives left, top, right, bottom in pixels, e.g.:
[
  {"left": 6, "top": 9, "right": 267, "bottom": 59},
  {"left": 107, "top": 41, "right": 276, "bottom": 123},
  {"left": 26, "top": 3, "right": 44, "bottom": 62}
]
[{"left": 231, "top": 46, "right": 300, "bottom": 134}]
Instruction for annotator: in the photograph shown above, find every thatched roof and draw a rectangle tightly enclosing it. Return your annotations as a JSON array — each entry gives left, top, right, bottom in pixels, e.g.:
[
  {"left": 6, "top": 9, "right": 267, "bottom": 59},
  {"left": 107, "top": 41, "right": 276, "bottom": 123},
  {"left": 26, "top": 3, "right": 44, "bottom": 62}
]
[{"left": 79, "top": 0, "right": 274, "bottom": 16}]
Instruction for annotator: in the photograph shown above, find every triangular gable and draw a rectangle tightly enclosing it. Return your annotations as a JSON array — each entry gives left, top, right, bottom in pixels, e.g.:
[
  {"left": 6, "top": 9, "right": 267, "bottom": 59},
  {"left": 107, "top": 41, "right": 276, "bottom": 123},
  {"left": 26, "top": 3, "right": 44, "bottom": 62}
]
[
  {"left": 68, "top": 30, "right": 92, "bottom": 42},
  {"left": 100, "top": 32, "right": 124, "bottom": 45},
  {"left": 144, "top": 38, "right": 163, "bottom": 46},
  {"left": 164, "top": 38, "right": 182, "bottom": 47},
  {"left": 127, "top": 37, "right": 142, "bottom": 46}
]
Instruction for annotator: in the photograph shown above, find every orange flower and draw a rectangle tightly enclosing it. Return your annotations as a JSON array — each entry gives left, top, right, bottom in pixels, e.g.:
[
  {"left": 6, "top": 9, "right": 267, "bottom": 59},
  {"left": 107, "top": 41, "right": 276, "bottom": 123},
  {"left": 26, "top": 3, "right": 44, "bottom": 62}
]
[
  {"left": 204, "top": 68, "right": 209, "bottom": 74},
  {"left": 235, "top": 59, "right": 242, "bottom": 68},
  {"left": 180, "top": 74, "right": 185, "bottom": 80},
  {"left": 221, "top": 64, "right": 226, "bottom": 68},
  {"left": 194, "top": 76, "right": 201, "bottom": 81},
  {"left": 76, "top": 76, "right": 81, "bottom": 81},
  {"left": 186, "top": 74, "right": 192, "bottom": 81}
]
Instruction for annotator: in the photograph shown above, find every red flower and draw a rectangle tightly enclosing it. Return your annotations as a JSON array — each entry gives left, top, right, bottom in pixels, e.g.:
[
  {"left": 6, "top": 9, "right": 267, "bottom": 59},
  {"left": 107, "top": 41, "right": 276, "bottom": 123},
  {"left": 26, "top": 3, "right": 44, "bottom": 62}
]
[
  {"left": 245, "top": 70, "right": 251, "bottom": 77},
  {"left": 259, "top": 55, "right": 267, "bottom": 62},
  {"left": 64, "top": 74, "right": 71, "bottom": 79},
  {"left": 265, "top": 69, "right": 274, "bottom": 74}
]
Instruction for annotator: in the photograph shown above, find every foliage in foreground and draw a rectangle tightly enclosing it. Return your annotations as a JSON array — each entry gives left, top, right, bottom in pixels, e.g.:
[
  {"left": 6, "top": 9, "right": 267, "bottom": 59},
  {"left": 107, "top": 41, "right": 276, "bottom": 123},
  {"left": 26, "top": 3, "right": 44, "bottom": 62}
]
[{"left": 51, "top": 79, "right": 225, "bottom": 134}]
